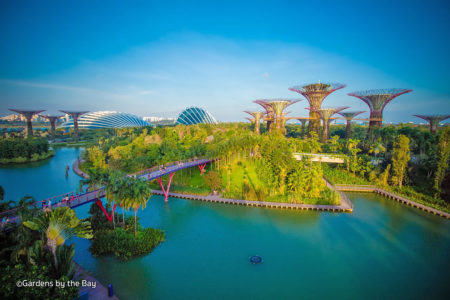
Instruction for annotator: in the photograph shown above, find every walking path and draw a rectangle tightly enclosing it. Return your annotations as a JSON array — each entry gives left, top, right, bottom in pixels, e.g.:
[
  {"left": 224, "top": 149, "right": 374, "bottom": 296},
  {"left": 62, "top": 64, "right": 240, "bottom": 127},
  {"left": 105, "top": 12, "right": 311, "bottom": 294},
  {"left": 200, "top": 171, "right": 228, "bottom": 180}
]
[
  {"left": 73, "top": 261, "right": 119, "bottom": 300},
  {"left": 335, "top": 184, "right": 450, "bottom": 219},
  {"left": 151, "top": 189, "right": 353, "bottom": 212}
]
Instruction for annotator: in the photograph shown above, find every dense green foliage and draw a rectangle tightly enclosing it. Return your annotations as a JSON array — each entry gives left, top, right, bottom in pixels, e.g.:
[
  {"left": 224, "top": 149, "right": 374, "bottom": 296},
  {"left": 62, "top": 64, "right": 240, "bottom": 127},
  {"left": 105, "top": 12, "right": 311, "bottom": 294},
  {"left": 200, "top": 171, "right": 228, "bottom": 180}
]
[
  {"left": 0, "top": 193, "right": 91, "bottom": 299},
  {"left": 86, "top": 203, "right": 164, "bottom": 261},
  {"left": 0, "top": 138, "right": 53, "bottom": 164},
  {"left": 81, "top": 122, "right": 450, "bottom": 208}
]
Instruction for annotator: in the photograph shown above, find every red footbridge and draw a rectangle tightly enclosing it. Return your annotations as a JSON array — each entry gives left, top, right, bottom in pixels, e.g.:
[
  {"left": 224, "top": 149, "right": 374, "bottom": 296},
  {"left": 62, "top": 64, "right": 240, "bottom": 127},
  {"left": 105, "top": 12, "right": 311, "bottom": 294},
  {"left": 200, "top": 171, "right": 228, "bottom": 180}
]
[{"left": 0, "top": 158, "right": 211, "bottom": 225}]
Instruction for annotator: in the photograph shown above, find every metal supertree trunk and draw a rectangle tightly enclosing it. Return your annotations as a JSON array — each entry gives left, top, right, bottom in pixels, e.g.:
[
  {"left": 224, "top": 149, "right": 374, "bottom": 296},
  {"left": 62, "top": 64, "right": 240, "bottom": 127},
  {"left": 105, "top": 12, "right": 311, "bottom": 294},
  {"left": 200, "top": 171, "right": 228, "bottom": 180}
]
[
  {"left": 40, "top": 115, "right": 64, "bottom": 140},
  {"left": 254, "top": 99, "right": 300, "bottom": 133},
  {"left": 9, "top": 109, "right": 45, "bottom": 138},
  {"left": 338, "top": 111, "right": 365, "bottom": 139},
  {"left": 414, "top": 114, "right": 450, "bottom": 134},
  {"left": 289, "top": 82, "right": 346, "bottom": 135},
  {"left": 244, "top": 111, "right": 264, "bottom": 135},
  {"left": 296, "top": 117, "right": 309, "bottom": 136},
  {"left": 315, "top": 107, "right": 348, "bottom": 142},
  {"left": 60, "top": 110, "right": 89, "bottom": 141},
  {"left": 348, "top": 89, "right": 412, "bottom": 138}
]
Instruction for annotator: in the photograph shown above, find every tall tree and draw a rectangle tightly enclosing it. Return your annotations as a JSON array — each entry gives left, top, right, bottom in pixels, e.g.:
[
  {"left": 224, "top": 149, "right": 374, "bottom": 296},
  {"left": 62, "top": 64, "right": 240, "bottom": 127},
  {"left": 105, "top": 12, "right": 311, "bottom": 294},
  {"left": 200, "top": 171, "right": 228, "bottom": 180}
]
[
  {"left": 434, "top": 127, "right": 450, "bottom": 198},
  {"left": 391, "top": 134, "right": 411, "bottom": 187}
]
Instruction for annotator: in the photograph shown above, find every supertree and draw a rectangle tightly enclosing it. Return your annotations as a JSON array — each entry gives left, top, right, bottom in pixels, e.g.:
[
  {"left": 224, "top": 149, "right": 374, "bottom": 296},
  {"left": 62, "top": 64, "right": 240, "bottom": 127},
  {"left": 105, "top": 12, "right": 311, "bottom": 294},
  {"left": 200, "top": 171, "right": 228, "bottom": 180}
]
[
  {"left": 289, "top": 82, "right": 346, "bottom": 134},
  {"left": 295, "top": 117, "right": 310, "bottom": 136},
  {"left": 310, "top": 107, "right": 349, "bottom": 142},
  {"left": 244, "top": 111, "right": 264, "bottom": 134},
  {"left": 59, "top": 110, "right": 89, "bottom": 141},
  {"left": 348, "top": 89, "right": 412, "bottom": 137},
  {"left": 413, "top": 114, "right": 450, "bottom": 134},
  {"left": 39, "top": 115, "right": 64, "bottom": 140},
  {"left": 338, "top": 111, "right": 366, "bottom": 139},
  {"left": 254, "top": 99, "right": 301, "bottom": 133},
  {"left": 254, "top": 100, "right": 274, "bottom": 132},
  {"left": 9, "top": 109, "right": 45, "bottom": 137}
]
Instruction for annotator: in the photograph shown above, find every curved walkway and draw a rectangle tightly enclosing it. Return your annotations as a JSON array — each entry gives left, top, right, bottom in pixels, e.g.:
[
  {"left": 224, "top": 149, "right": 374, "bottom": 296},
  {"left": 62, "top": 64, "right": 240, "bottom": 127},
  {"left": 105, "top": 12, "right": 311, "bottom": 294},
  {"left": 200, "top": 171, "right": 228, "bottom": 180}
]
[{"left": 335, "top": 184, "right": 450, "bottom": 219}]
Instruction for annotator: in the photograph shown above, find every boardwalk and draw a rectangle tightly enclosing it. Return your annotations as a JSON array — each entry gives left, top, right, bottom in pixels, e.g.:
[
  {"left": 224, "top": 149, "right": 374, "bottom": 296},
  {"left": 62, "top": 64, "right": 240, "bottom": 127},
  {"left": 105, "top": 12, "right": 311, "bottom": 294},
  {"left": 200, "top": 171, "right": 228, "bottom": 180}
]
[
  {"left": 335, "top": 184, "right": 450, "bottom": 219},
  {"left": 151, "top": 190, "right": 353, "bottom": 212},
  {"left": 73, "top": 261, "right": 119, "bottom": 300}
]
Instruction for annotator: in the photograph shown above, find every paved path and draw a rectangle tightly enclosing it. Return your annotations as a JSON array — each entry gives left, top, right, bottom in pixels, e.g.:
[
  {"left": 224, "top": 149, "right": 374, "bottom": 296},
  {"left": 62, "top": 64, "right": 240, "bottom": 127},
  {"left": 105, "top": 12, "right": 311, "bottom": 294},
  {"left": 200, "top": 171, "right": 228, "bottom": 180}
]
[
  {"left": 335, "top": 184, "right": 450, "bottom": 219},
  {"left": 73, "top": 261, "right": 120, "bottom": 300}
]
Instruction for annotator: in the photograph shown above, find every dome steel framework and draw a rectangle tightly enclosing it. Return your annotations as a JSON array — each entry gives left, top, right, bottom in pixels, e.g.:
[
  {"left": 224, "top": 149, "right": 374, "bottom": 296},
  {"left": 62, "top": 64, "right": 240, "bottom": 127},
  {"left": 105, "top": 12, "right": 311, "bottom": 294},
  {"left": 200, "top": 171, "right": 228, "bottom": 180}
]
[
  {"left": 60, "top": 111, "right": 150, "bottom": 130},
  {"left": 175, "top": 107, "right": 217, "bottom": 125}
]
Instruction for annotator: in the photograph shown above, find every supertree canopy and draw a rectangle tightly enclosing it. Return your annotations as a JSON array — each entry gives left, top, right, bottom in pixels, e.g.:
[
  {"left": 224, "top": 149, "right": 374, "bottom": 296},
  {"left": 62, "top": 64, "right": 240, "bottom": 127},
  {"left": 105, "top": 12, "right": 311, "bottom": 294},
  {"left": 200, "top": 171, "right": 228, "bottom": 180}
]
[
  {"left": 348, "top": 89, "right": 412, "bottom": 134},
  {"left": 414, "top": 114, "right": 450, "bottom": 134},
  {"left": 314, "top": 107, "right": 349, "bottom": 142},
  {"left": 9, "top": 109, "right": 45, "bottom": 137},
  {"left": 338, "top": 111, "right": 366, "bottom": 139},
  {"left": 244, "top": 111, "right": 264, "bottom": 135},
  {"left": 289, "top": 82, "right": 346, "bottom": 134},
  {"left": 60, "top": 110, "right": 89, "bottom": 141},
  {"left": 40, "top": 115, "right": 64, "bottom": 139},
  {"left": 254, "top": 99, "right": 301, "bottom": 132}
]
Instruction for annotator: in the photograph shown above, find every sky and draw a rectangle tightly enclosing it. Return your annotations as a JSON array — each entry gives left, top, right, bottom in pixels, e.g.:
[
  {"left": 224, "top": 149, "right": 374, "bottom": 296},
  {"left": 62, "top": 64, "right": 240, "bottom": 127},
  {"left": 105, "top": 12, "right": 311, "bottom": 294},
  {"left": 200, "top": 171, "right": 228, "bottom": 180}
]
[{"left": 0, "top": 0, "right": 449, "bottom": 123}]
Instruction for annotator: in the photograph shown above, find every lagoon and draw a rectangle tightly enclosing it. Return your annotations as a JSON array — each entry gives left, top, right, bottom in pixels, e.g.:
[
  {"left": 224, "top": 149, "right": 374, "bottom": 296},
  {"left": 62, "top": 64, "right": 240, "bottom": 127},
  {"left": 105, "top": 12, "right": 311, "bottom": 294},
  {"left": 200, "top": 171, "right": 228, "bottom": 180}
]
[{"left": 1, "top": 148, "right": 449, "bottom": 300}]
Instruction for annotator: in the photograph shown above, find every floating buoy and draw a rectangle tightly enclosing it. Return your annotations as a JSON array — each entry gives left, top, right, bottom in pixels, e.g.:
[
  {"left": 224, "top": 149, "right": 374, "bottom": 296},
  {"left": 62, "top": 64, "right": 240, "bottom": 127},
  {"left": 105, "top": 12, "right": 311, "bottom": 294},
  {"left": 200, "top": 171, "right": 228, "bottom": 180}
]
[{"left": 249, "top": 255, "right": 262, "bottom": 264}]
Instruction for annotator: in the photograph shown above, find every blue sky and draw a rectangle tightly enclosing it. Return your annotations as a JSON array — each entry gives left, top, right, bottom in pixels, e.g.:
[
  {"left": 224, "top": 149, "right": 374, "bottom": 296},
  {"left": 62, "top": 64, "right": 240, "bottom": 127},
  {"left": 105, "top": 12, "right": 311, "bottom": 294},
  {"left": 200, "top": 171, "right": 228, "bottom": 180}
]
[{"left": 0, "top": 0, "right": 449, "bottom": 123}]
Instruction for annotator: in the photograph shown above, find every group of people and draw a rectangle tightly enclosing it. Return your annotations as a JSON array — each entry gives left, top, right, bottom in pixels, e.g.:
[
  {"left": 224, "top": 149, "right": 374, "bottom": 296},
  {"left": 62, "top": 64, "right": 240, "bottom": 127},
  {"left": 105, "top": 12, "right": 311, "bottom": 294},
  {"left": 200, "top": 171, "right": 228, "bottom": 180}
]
[{"left": 42, "top": 193, "right": 76, "bottom": 210}]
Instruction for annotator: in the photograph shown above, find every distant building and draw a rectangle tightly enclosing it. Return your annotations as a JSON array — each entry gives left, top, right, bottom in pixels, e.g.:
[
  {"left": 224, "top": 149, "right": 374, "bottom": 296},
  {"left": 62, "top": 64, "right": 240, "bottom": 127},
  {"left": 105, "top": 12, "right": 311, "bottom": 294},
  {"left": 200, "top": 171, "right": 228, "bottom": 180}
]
[
  {"left": 143, "top": 116, "right": 176, "bottom": 126},
  {"left": 60, "top": 111, "right": 150, "bottom": 129}
]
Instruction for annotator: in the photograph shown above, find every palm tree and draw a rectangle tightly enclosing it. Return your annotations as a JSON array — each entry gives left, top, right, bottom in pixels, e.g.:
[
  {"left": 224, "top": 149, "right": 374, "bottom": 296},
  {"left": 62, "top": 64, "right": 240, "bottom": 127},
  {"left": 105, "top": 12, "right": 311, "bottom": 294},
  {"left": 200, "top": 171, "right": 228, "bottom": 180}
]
[
  {"left": 78, "top": 167, "right": 105, "bottom": 193},
  {"left": 23, "top": 206, "right": 92, "bottom": 269},
  {"left": 127, "top": 177, "right": 152, "bottom": 237},
  {"left": 104, "top": 170, "right": 124, "bottom": 229}
]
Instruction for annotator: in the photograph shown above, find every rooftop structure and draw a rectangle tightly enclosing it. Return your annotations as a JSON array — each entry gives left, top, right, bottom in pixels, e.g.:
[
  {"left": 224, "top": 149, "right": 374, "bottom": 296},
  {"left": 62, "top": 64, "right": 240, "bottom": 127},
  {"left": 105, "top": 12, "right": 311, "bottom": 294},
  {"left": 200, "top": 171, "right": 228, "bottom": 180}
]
[
  {"left": 289, "top": 82, "right": 346, "bottom": 134},
  {"left": 176, "top": 107, "right": 217, "bottom": 125},
  {"left": 244, "top": 111, "right": 264, "bottom": 134},
  {"left": 9, "top": 109, "right": 45, "bottom": 137},
  {"left": 338, "top": 111, "right": 366, "bottom": 138},
  {"left": 314, "top": 107, "right": 349, "bottom": 141},
  {"left": 60, "top": 111, "right": 150, "bottom": 130},
  {"left": 39, "top": 115, "right": 64, "bottom": 139},
  {"left": 59, "top": 110, "right": 89, "bottom": 141},
  {"left": 413, "top": 114, "right": 450, "bottom": 134},
  {"left": 254, "top": 99, "right": 301, "bottom": 133},
  {"left": 348, "top": 89, "right": 412, "bottom": 137}
]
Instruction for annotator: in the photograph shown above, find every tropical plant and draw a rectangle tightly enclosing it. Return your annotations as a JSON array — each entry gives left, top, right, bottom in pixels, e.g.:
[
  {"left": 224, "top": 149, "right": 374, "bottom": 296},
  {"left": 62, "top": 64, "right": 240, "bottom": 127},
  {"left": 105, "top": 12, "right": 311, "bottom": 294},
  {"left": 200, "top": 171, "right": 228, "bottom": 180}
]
[
  {"left": 23, "top": 207, "right": 92, "bottom": 270},
  {"left": 391, "top": 134, "right": 411, "bottom": 187}
]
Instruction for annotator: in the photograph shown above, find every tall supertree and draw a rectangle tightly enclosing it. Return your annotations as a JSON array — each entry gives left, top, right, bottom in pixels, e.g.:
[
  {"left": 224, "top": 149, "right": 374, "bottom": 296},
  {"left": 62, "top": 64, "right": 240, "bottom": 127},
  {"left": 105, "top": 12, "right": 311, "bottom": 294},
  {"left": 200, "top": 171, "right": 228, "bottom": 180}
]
[
  {"left": 244, "top": 111, "right": 264, "bottom": 134},
  {"left": 40, "top": 115, "right": 64, "bottom": 140},
  {"left": 295, "top": 117, "right": 309, "bottom": 136},
  {"left": 254, "top": 100, "right": 274, "bottom": 132},
  {"left": 338, "top": 111, "right": 366, "bottom": 139},
  {"left": 9, "top": 109, "right": 45, "bottom": 137},
  {"left": 60, "top": 110, "right": 89, "bottom": 141},
  {"left": 311, "top": 107, "right": 349, "bottom": 142},
  {"left": 413, "top": 114, "right": 450, "bottom": 134},
  {"left": 348, "top": 89, "right": 412, "bottom": 137},
  {"left": 289, "top": 82, "right": 346, "bottom": 134},
  {"left": 254, "top": 99, "right": 301, "bottom": 133}
]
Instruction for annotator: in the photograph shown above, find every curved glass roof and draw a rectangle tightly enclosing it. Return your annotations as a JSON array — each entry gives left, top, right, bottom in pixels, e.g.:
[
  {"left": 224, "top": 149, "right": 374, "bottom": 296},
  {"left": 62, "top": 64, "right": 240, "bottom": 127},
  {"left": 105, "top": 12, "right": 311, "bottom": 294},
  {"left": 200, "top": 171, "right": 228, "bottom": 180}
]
[
  {"left": 60, "top": 111, "right": 150, "bottom": 129},
  {"left": 176, "top": 107, "right": 217, "bottom": 125}
]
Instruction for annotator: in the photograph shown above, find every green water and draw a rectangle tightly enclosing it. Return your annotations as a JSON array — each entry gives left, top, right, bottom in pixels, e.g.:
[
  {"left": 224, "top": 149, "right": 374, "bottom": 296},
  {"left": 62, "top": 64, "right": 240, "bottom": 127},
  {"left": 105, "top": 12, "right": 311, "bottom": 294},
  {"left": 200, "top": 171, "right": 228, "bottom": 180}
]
[{"left": 1, "top": 148, "right": 449, "bottom": 300}]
